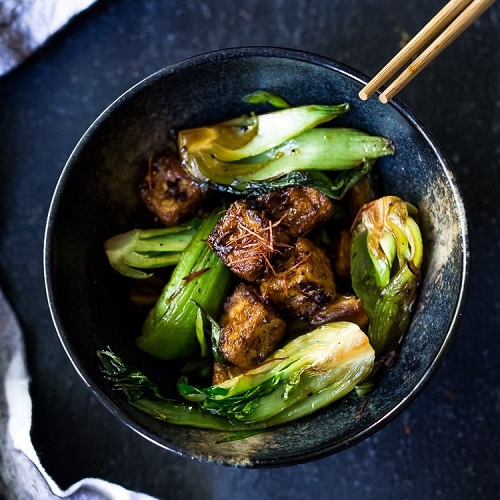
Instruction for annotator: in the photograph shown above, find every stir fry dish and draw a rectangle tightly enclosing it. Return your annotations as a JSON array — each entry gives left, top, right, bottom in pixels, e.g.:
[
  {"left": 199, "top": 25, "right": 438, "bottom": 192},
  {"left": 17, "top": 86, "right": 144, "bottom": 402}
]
[{"left": 100, "top": 93, "right": 423, "bottom": 435}]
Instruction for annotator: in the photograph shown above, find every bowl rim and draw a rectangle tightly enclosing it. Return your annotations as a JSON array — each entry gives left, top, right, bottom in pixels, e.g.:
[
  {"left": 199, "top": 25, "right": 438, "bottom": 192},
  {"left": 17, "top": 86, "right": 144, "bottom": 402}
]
[{"left": 43, "top": 45, "right": 470, "bottom": 467}]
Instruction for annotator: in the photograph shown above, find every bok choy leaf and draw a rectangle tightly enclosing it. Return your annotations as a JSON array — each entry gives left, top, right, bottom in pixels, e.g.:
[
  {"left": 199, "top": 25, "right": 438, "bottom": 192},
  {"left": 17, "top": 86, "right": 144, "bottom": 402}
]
[
  {"left": 98, "top": 321, "right": 374, "bottom": 432},
  {"left": 203, "top": 161, "right": 373, "bottom": 200}
]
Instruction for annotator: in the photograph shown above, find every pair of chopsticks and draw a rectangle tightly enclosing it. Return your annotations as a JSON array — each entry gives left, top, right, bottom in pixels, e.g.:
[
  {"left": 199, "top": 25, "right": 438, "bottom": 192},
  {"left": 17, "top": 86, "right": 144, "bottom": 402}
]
[{"left": 359, "top": 0, "right": 496, "bottom": 103}]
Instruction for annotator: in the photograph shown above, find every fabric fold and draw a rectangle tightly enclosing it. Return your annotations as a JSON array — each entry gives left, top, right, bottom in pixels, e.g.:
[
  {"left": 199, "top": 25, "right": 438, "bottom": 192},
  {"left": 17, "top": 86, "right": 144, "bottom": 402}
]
[
  {"left": 0, "top": 287, "right": 156, "bottom": 499},
  {"left": 0, "top": 0, "right": 97, "bottom": 76}
]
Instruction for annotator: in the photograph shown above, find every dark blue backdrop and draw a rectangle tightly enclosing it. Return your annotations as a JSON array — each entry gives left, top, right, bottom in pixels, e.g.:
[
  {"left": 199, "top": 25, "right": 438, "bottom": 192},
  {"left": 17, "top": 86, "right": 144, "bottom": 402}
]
[{"left": 0, "top": 1, "right": 498, "bottom": 498}]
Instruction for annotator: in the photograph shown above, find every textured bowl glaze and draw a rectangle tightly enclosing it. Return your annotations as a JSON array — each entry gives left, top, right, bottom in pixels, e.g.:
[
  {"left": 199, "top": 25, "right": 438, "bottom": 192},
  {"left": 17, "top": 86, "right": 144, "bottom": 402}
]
[{"left": 44, "top": 47, "right": 469, "bottom": 466}]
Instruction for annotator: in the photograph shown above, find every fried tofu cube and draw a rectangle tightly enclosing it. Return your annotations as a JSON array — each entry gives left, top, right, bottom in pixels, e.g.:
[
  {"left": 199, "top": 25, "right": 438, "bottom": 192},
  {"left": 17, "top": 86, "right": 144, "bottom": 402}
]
[
  {"left": 260, "top": 237, "right": 336, "bottom": 319},
  {"left": 207, "top": 200, "right": 290, "bottom": 282},
  {"left": 255, "top": 186, "right": 334, "bottom": 237},
  {"left": 139, "top": 153, "right": 206, "bottom": 227},
  {"left": 309, "top": 294, "right": 369, "bottom": 329},
  {"left": 331, "top": 229, "right": 351, "bottom": 279},
  {"left": 347, "top": 174, "right": 378, "bottom": 220},
  {"left": 212, "top": 361, "right": 246, "bottom": 385},
  {"left": 218, "top": 283, "right": 287, "bottom": 369}
]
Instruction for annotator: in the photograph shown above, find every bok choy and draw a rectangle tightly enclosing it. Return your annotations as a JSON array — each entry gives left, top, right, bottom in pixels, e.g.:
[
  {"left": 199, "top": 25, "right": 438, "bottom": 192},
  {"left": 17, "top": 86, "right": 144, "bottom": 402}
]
[
  {"left": 178, "top": 102, "right": 394, "bottom": 189},
  {"left": 179, "top": 103, "right": 349, "bottom": 167},
  {"left": 98, "top": 321, "right": 374, "bottom": 432},
  {"left": 136, "top": 209, "right": 232, "bottom": 361},
  {"left": 104, "top": 219, "right": 200, "bottom": 279},
  {"left": 350, "top": 196, "right": 423, "bottom": 357}
]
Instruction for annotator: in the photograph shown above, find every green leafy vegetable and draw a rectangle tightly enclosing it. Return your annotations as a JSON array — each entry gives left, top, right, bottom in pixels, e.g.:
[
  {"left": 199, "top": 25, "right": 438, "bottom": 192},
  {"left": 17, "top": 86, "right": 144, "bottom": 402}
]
[
  {"left": 237, "top": 128, "right": 392, "bottom": 180},
  {"left": 178, "top": 99, "right": 393, "bottom": 199},
  {"left": 192, "top": 301, "right": 224, "bottom": 362},
  {"left": 98, "top": 348, "right": 166, "bottom": 401},
  {"left": 104, "top": 219, "right": 201, "bottom": 279},
  {"left": 98, "top": 321, "right": 374, "bottom": 432},
  {"left": 180, "top": 123, "right": 393, "bottom": 186},
  {"left": 179, "top": 321, "right": 374, "bottom": 424},
  {"left": 202, "top": 161, "right": 374, "bottom": 200},
  {"left": 98, "top": 349, "right": 248, "bottom": 432},
  {"left": 350, "top": 196, "right": 423, "bottom": 356},
  {"left": 242, "top": 90, "right": 291, "bottom": 109},
  {"left": 136, "top": 209, "right": 232, "bottom": 361},
  {"left": 179, "top": 103, "right": 349, "bottom": 166}
]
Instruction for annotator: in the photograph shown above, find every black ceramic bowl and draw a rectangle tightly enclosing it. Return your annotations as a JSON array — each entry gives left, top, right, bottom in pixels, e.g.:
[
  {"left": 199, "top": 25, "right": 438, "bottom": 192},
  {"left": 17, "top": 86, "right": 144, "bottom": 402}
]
[{"left": 44, "top": 47, "right": 469, "bottom": 466}]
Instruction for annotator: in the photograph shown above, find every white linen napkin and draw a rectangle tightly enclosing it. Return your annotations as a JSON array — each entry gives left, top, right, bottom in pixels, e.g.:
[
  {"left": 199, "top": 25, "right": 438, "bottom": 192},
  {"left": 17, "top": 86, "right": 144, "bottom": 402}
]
[
  {"left": 0, "top": 287, "right": 157, "bottom": 499},
  {"left": 0, "top": 0, "right": 97, "bottom": 76}
]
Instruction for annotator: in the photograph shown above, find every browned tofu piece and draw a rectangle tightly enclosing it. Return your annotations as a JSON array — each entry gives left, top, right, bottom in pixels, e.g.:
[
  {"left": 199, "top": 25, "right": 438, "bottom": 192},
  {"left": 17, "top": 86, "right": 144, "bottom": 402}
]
[
  {"left": 347, "top": 174, "right": 378, "bottom": 220},
  {"left": 260, "top": 237, "right": 336, "bottom": 319},
  {"left": 207, "top": 200, "right": 290, "bottom": 282},
  {"left": 331, "top": 229, "right": 351, "bottom": 279},
  {"left": 218, "top": 283, "right": 287, "bottom": 369},
  {"left": 255, "top": 186, "right": 334, "bottom": 237},
  {"left": 212, "top": 361, "right": 246, "bottom": 385},
  {"left": 309, "top": 294, "right": 369, "bottom": 329},
  {"left": 139, "top": 153, "right": 206, "bottom": 227}
]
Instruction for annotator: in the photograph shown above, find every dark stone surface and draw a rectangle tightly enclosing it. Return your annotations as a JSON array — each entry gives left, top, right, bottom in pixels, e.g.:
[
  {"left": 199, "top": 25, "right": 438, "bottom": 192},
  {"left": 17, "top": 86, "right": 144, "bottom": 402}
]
[{"left": 0, "top": 0, "right": 498, "bottom": 498}]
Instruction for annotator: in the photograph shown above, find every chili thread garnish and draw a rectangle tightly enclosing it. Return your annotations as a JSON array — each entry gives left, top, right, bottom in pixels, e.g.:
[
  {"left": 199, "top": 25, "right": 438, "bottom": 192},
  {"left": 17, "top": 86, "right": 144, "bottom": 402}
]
[
  {"left": 182, "top": 267, "right": 211, "bottom": 284},
  {"left": 355, "top": 398, "right": 368, "bottom": 419}
]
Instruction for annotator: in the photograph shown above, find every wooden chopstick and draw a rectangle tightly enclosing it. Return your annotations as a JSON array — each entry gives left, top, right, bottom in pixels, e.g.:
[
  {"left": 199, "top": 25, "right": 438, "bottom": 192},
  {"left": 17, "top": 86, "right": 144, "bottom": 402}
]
[
  {"left": 358, "top": 0, "right": 474, "bottom": 101},
  {"left": 359, "top": 0, "right": 496, "bottom": 103}
]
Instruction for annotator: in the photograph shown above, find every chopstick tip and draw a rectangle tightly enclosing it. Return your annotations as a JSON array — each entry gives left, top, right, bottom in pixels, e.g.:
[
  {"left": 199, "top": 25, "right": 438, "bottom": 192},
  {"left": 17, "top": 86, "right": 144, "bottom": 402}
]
[
  {"left": 358, "top": 89, "right": 369, "bottom": 101},
  {"left": 379, "top": 93, "right": 389, "bottom": 104}
]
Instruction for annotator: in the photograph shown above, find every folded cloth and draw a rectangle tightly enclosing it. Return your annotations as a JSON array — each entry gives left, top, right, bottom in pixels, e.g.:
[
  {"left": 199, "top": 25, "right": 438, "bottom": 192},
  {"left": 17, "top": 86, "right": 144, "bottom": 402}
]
[
  {"left": 0, "top": 0, "right": 97, "bottom": 76},
  {"left": 0, "top": 287, "right": 156, "bottom": 499}
]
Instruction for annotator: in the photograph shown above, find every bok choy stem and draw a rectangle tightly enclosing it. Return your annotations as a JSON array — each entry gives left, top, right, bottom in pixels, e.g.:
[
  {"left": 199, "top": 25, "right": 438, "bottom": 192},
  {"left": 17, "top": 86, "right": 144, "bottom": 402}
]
[
  {"left": 136, "top": 209, "right": 232, "bottom": 361},
  {"left": 178, "top": 103, "right": 350, "bottom": 167},
  {"left": 350, "top": 196, "right": 423, "bottom": 358},
  {"left": 181, "top": 127, "right": 393, "bottom": 185},
  {"left": 104, "top": 219, "right": 200, "bottom": 279}
]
